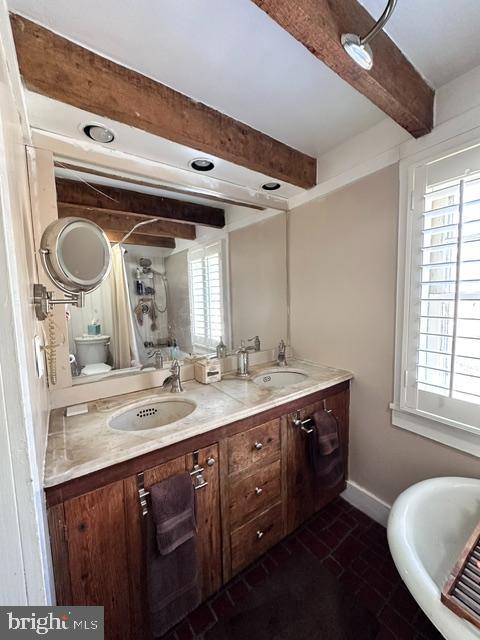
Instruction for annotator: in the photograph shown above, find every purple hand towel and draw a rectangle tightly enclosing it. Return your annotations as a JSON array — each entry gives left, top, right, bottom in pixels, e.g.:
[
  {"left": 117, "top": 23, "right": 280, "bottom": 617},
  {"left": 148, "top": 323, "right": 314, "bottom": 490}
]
[
  {"left": 150, "top": 472, "right": 197, "bottom": 555},
  {"left": 306, "top": 409, "right": 344, "bottom": 488},
  {"left": 146, "top": 473, "right": 201, "bottom": 638}
]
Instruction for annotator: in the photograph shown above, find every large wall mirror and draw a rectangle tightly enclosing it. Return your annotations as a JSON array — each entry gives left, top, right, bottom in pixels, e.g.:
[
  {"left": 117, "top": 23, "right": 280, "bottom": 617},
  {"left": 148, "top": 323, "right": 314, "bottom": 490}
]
[{"left": 52, "top": 163, "right": 288, "bottom": 385}]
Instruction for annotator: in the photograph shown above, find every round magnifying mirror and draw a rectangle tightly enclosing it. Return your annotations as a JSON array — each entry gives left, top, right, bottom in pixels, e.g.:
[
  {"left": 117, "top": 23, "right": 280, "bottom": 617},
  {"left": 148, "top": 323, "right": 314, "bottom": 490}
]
[{"left": 40, "top": 217, "right": 112, "bottom": 294}]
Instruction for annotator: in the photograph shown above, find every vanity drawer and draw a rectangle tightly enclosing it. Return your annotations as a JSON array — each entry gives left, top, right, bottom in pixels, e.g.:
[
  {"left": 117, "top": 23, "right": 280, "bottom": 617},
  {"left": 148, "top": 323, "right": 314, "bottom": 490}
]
[
  {"left": 230, "top": 502, "right": 283, "bottom": 574},
  {"left": 229, "top": 459, "right": 281, "bottom": 528},
  {"left": 227, "top": 418, "right": 280, "bottom": 474}
]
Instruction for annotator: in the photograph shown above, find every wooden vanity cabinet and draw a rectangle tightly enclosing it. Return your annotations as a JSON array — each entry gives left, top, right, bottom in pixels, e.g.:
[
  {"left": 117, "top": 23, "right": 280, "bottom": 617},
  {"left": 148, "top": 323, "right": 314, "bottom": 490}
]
[
  {"left": 48, "top": 444, "right": 221, "bottom": 640},
  {"left": 51, "top": 480, "right": 132, "bottom": 640},
  {"left": 285, "top": 389, "right": 349, "bottom": 533},
  {"left": 46, "top": 382, "right": 349, "bottom": 640}
]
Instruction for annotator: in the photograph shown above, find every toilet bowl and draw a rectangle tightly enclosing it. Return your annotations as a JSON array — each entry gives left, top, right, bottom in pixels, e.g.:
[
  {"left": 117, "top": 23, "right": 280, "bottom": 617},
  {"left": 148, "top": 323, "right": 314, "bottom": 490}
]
[{"left": 74, "top": 334, "right": 112, "bottom": 376}]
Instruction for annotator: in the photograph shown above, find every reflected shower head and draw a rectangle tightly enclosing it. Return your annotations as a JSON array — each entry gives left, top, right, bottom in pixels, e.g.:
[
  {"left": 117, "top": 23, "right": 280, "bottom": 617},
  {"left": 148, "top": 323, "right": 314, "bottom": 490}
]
[{"left": 139, "top": 258, "right": 152, "bottom": 268}]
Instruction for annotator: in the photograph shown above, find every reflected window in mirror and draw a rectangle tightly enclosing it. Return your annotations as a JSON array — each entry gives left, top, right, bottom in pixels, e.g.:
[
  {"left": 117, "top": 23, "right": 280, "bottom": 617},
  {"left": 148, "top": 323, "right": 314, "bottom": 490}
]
[{"left": 188, "top": 241, "right": 228, "bottom": 353}]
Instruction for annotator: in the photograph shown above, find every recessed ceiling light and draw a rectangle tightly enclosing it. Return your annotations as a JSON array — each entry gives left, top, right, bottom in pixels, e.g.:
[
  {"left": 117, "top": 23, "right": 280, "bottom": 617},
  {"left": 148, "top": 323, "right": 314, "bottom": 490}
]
[
  {"left": 83, "top": 124, "right": 115, "bottom": 144},
  {"left": 261, "top": 182, "right": 281, "bottom": 191},
  {"left": 189, "top": 158, "right": 215, "bottom": 172}
]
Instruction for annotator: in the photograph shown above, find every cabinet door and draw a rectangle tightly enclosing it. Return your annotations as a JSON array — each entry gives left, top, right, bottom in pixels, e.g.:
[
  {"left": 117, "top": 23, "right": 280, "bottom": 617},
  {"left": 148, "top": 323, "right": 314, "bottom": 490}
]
[
  {"left": 186, "top": 444, "right": 222, "bottom": 599},
  {"left": 124, "top": 456, "right": 186, "bottom": 639},
  {"left": 63, "top": 480, "right": 132, "bottom": 640},
  {"left": 124, "top": 445, "right": 222, "bottom": 638},
  {"left": 286, "top": 389, "right": 349, "bottom": 533}
]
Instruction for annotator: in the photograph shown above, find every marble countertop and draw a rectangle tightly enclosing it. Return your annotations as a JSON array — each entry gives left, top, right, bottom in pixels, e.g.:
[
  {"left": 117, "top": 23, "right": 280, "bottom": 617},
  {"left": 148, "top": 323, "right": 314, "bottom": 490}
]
[{"left": 45, "top": 359, "right": 353, "bottom": 488}]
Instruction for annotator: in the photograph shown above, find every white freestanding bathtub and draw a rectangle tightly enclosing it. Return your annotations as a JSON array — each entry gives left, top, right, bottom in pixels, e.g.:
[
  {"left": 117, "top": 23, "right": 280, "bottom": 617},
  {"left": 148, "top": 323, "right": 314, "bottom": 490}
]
[{"left": 388, "top": 477, "right": 480, "bottom": 640}]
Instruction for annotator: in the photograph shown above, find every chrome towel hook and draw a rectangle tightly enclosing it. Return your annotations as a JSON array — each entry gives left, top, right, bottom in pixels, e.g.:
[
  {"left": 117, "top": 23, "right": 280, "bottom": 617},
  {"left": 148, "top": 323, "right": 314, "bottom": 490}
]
[{"left": 292, "top": 411, "right": 314, "bottom": 434}]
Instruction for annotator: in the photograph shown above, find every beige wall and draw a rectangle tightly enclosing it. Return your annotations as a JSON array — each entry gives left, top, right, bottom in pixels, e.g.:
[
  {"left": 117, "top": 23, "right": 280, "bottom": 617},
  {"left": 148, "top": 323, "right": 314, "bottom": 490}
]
[
  {"left": 289, "top": 164, "right": 479, "bottom": 506},
  {"left": 230, "top": 213, "right": 287, "bottom": 351}
]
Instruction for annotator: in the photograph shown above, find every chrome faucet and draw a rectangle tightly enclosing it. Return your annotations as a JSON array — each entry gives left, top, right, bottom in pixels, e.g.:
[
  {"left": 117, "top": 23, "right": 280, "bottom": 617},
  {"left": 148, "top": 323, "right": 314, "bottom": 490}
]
[
  {"left": 150, "top": 349, "right": 164, "bottom": 369},
  {"left": 236, "top": 340, "right": 250, "bottom": 377},
  {"left": 248, "top": 335, "right": 261, "bottom": 351},
  {"left": 163, "top": 359, "right": 183, "bottom": 393},
  {"left": 277, "top": 339, "right": 287, "bottom": 367}
]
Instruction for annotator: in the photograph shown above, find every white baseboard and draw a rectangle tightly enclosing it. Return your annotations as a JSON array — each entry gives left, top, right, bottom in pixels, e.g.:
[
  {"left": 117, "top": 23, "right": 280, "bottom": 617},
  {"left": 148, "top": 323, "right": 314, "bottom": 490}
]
[{"left": 342, "top": 480, "right": 391, "bottom": 527}]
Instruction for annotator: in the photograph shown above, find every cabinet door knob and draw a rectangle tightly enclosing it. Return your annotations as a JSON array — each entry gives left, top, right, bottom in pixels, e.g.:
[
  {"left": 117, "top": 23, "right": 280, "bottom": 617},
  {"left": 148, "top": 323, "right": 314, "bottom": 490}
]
[
  {"left": 255, "top": 486, "right": 263, "bottom": 496},
  {"left": 206, "top": 456, "right": 215, "bottom": 466},
  {"left": 253, "top": 441, "right": 263, "bottom": 450},
  {"left": 256, "top": 530, "right": 264, "bottom": 540}
]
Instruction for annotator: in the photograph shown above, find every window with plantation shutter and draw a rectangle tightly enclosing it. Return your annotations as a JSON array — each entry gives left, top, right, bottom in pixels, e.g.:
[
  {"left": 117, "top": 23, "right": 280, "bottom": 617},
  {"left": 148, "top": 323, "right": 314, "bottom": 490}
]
[
  {"left": 397, "top": 142, "right": 480, "bottom": 443},
  {"left": 188, "top": 242, "right": 226, "bottom": 350}
]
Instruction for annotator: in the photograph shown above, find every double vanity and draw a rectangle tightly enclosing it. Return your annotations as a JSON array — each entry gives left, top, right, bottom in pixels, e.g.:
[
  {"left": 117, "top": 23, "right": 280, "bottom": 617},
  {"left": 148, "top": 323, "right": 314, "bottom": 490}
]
[
  {"left": 26, "top": 141, "right": 356, "bottom": 639},
  {"left": 45, "top": 359, "right": 352, "bottom": 639}
]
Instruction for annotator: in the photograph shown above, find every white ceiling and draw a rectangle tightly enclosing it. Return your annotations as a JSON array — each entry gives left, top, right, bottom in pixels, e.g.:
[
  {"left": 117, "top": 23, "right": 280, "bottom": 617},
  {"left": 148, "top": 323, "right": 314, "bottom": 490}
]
[
  {"left": 8, "top": 0, "right": 384, "bottom": 158},
  {"left": 8, "top": 0, "right": 480, "bottom": 192},
  {"left": 359, "top": 0, "right": 480, "bottom": 88}
]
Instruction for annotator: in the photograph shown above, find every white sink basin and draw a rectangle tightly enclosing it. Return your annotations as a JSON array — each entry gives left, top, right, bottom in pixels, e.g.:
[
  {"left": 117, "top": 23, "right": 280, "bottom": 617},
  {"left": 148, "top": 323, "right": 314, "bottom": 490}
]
[
  {"left": 388, "top": 477, "right": 480, "bottom": 640},
  {"left": 109, "top": 398, "right": 196, "bottom": 431},
  {"left": 252, "top": 368, "right": 308, "bottom": 388}
]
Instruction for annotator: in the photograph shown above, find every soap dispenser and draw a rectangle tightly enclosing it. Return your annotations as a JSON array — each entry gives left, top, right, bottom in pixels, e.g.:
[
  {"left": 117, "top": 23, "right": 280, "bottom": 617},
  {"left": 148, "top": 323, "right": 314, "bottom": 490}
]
[
  {"left": 237, "top": 340, "right": 250, "bottom": 377},
  {"left": 216, "top": 336, "right": 227, "bottom": 359}
]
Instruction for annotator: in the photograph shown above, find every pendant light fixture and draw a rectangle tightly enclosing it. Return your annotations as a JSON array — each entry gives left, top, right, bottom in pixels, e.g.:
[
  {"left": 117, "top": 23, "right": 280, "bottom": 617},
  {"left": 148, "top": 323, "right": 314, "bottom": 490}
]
[{"left": 341, "top": 0, "right": 397, "bottom": 70}]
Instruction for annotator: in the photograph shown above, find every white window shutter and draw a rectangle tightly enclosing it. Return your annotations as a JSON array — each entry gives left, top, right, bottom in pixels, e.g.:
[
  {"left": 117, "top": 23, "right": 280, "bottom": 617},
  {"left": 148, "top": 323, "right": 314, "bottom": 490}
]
[{"left": 401, "top": 143, "right": 480, "bottom": 432}]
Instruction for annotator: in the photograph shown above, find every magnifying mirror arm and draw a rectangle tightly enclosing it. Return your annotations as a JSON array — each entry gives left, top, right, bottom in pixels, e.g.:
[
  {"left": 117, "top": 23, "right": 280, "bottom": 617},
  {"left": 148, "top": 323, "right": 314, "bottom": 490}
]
[
  {"left": 33, "top": 283, "right": 86, "bottom": 321},
  {"left": 47, "top": 290, "right": 86, "bottom": 307}
]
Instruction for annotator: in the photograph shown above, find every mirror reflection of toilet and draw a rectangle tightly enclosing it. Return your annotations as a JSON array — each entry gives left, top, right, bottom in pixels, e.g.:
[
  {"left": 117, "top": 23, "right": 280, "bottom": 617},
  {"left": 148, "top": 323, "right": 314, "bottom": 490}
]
[{"left": 74, "top": 334, "right": 111, "bottom": 376}]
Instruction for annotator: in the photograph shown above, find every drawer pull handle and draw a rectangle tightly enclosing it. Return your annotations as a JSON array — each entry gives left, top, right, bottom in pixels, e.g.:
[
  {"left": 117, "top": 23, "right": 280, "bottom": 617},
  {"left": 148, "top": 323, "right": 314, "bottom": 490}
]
[
  {"left": 256, "top": 530, "right": 264, "bottom": 540},
  {"left": 206, "top": 456, "right": 215, "bottom": 466},
  {"left": 254, "top": 486, "right": 263, "bottom": 496},
  {"left": 253, "top": 441, "right": 263, "bottom": 450}
]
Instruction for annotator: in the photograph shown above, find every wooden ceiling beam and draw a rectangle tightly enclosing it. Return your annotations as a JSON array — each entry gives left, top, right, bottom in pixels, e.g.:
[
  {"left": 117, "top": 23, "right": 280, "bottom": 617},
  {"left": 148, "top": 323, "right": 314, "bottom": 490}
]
[
  {"left": 251, "top": 0, "right": 434, "bottom": 137},
  {"left": 57, "top": 204, "right": 196, "bottom": 240},
  {"left": 11, "top": 14, "right": 317, "bottom": 189},
  {"left": 55, "top": 178, "right": 225, "bottom": 228},
  {"left": 104, "top": 230, "right": 176, "bottom": 249}
]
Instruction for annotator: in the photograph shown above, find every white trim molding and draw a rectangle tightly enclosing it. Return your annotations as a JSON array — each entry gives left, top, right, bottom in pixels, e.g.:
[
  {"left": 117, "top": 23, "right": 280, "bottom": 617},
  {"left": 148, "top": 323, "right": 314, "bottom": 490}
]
[
  {"left": 0, "top": 0, "right": 52, "bottom": 603},
  {"left": 342, "top": 480, "right": 391, "bottom": 527},
  {"left": 391, "top": 406, "right": 480, "bottom": 459}
]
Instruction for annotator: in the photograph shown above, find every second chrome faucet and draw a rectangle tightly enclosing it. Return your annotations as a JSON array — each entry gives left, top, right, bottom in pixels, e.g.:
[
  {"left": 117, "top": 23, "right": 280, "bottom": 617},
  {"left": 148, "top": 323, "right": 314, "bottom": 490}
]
[
  {"left": 277, "top": 339, "right": 287, "bottom": 367},
  {"left": 163, "top": 359, "right": 184, "bottom": 393},
  {"left": 236, "top": 340, "right": 250, "bottom": 377}
]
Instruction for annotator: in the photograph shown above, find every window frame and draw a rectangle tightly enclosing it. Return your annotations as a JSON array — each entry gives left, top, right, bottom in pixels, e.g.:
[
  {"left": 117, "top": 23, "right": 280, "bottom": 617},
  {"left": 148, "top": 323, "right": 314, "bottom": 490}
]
[
  {"left": 392, "top": 138, "right": 480, "bottom": 458},
  {"left": 187, "top": 236, "right": 231, "bottom": 353}
]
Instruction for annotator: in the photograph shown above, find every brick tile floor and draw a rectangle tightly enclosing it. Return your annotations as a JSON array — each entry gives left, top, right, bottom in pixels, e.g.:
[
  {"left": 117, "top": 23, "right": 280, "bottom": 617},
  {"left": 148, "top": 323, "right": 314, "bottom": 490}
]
[{"left": 164, "top": 498, "right": 444, "bottom": 640}]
